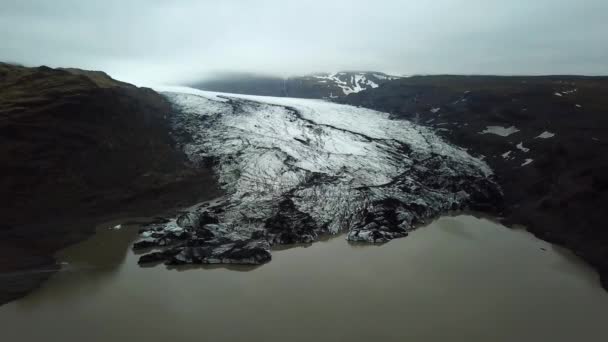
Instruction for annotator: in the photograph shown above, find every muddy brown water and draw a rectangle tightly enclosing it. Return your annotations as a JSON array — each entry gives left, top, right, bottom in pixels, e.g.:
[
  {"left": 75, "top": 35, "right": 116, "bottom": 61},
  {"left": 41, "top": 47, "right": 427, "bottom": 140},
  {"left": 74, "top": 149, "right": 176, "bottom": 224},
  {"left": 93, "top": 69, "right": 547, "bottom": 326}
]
[{"left": 1, "top": 215, "right": 607, "bottom": 342}]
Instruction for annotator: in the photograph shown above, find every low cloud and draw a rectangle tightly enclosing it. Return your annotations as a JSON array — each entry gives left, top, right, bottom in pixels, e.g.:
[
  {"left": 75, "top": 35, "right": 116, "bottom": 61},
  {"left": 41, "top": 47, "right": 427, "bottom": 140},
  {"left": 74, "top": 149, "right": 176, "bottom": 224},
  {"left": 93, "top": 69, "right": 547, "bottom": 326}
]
[{"left": 2, "top": 0, "right": 607, "bottom": 85}]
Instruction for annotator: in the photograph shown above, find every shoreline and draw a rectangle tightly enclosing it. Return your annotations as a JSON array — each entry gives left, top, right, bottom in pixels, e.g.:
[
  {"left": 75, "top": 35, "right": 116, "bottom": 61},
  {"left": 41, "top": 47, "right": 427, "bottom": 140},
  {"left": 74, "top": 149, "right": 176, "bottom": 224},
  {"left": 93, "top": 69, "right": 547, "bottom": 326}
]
[{"left": 0, "top": 178, "right": 224, "bottom": 306}]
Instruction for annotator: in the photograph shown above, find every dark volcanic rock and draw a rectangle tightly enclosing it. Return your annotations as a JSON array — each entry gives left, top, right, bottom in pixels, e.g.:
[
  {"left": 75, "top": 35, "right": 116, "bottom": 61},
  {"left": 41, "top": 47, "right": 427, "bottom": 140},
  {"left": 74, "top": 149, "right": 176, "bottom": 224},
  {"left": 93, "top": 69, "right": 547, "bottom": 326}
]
[
  {"left": 137, "top": 208, "right": 272, "bottom": 266},
  {"left": 138, "top": 250, "right": 181, "bottom": 265},
  {"left": 168, "top": 240, "right": 271, "bottom": 265},
  {"left": 176, "top": 210, "right": 219, "bottom": 230},
  {"left": 265, "top": 198, "right": 321, "bottom": 244}
]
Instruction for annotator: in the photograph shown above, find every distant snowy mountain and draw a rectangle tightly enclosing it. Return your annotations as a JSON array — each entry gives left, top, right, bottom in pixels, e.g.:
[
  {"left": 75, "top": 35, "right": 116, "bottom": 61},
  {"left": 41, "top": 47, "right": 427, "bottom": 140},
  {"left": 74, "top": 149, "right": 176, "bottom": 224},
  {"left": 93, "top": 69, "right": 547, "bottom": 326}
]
[
  {"left": 303, "top": 72, "right": 399, "bottom": 97},
  {"left": 188, "top": 71, "right": 399, "bottom": 99}
]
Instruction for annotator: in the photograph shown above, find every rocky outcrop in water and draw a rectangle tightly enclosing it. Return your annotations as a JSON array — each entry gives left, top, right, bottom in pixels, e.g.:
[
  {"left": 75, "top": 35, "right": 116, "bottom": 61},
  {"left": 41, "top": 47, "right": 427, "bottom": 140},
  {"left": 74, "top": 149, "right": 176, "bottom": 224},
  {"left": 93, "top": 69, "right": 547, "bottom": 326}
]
[{"left": 134, "top": 88, "right": 501, "bottom": 266}]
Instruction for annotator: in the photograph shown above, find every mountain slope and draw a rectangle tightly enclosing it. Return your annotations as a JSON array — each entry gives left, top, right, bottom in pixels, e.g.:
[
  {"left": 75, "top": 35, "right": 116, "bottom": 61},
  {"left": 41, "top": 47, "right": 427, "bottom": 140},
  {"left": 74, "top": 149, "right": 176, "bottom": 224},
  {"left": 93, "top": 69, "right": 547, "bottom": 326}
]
[
  {"left": 189, "top": 71, "right": 398, "bottom": 99},
  {"left": 339, "top": 75, "right": 608, "bottom": 289},
  {"left": 0, "top": 63, "right": 220, "bottom": 304}
]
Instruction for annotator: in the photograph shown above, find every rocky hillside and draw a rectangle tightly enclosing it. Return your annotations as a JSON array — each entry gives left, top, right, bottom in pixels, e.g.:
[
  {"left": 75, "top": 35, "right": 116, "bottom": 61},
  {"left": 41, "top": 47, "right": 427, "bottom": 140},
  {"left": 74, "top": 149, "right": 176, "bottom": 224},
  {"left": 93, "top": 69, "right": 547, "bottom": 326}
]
[
  {"left": 339, "top": 75, "right": 608, "bottom": 289},
  {"left": 0, "top": 63, "right": 220, "bottom": 304},
  {"left": 189, "top": 71, "right": 398, "bottom": 98}
]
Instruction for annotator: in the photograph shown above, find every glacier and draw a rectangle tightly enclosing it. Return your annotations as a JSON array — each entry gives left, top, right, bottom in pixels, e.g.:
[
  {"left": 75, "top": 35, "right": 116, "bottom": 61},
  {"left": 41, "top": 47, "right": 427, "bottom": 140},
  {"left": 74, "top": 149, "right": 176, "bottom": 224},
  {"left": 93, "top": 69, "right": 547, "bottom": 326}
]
[{"left": 134, "top": 87, "right": 502, "bottom": 266}]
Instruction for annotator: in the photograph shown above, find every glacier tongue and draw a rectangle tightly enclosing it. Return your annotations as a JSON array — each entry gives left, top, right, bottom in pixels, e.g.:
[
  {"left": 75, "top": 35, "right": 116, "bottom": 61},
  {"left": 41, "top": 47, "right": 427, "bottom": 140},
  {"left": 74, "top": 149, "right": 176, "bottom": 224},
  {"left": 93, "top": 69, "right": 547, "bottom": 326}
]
[{"left": 134, "top": 87, "right": 501, "bottom": 266}]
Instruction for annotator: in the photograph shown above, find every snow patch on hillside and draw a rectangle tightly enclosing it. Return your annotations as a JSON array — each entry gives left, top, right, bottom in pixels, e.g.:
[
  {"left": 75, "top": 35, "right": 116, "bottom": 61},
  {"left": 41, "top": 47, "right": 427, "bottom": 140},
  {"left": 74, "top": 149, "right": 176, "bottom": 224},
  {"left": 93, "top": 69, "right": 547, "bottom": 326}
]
[
  {"left": 536, "top": 131, "right": 555, "bottom": 139},
  {"left": 312, "top": 72, "right": 391, "bottom": 95},
  {"left": 516, "top": 142, "right": 530, "bottom": 153},
  {"left": 480, "top": 126, "right": 520, "bottom": 137}
]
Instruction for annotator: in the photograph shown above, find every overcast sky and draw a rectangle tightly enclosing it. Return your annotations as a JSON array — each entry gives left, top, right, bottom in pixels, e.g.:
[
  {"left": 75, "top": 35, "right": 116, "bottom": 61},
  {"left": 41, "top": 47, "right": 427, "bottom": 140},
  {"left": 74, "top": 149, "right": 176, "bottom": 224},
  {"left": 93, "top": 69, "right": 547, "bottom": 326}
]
[{"left": 1, "top": 0, "right": 607, "bottom": 85}]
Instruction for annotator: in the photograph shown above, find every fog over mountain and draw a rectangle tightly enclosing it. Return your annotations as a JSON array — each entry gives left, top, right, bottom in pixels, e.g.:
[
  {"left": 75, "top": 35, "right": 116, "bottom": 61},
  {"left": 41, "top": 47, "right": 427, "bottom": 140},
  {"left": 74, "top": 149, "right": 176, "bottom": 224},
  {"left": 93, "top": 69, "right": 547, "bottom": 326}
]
[{"left": 2, "top": 0, "right": 607, "bottom": 85}]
